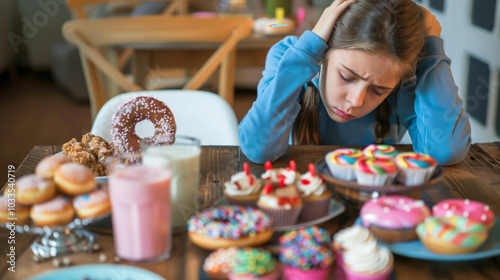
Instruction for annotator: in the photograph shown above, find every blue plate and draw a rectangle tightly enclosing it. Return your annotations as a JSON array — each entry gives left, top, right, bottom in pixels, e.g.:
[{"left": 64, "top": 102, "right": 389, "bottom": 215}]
[
  {"left": 355, "top": 216, "right": 500, "bottom": 261},
  {"left": 26, "top": 264, "right": 166, "bottom": 280}
]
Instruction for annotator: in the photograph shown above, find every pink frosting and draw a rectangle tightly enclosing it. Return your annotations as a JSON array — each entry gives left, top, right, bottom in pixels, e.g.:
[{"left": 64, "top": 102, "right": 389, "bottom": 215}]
[
  {"left": 16, "top": 174, "right": 53, "bottom": 192},
  {"left": 32, "top": 196, "right": 71, "bottom": 213},
  {"left": 432, "top": 199, "right": 495, "bottom": 227},
  {"left": 361, "top": 195, "right": 431, "bottom": 229},
  {"left": 73, "top": 190, "right": 109, "bottom": 209}
]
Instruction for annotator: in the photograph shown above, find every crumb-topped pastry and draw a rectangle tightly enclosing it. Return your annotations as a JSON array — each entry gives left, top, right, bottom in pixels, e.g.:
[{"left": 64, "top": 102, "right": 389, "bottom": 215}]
[
  {"left": 62, "top": 132, "right": 115, "bottom": 176},
  {"left": 187, "top": 205, "right": 273, "bottom": 250},
  {"left": 224, "top": 162, "right": 263, "bottom": 207},
  {"left": 297, "top": 163, "right": 332, "bottom": 221}
]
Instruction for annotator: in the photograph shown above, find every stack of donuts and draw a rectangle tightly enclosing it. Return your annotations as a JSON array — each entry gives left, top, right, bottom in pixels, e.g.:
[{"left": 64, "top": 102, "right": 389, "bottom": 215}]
[
  {"left": 359, "top": 195, "right": 495, "bottom": 254},
  {"left": 1, "top": 154, "right": 111, "bottom": 227}
]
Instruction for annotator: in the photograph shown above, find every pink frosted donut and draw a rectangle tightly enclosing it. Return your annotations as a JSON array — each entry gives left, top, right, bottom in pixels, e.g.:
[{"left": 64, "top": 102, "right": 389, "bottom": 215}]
[
  {"left": 432, "top": 199, "right": 495, "bottom": 230},
  {"left": 111, "top": 96, "right": 176, "bottom": 152},
  {"left": 360, "top": 195, "right": 431, "bottom": 243}
]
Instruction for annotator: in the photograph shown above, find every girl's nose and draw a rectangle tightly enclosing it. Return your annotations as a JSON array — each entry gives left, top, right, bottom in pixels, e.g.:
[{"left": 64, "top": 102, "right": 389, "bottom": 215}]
[{"left": 346, "top": 85, "right": 367, "bottom": 107}]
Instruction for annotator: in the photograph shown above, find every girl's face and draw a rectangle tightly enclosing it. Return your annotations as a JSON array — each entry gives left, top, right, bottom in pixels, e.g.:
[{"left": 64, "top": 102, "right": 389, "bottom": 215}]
[{"left": 319, "top": 49, "right": 401, "bottom": 123}]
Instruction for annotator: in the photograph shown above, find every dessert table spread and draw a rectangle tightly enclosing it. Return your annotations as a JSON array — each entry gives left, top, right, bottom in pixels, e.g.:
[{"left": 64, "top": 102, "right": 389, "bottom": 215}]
[{"left": 1, "top": 143, "right": 500, "bottom": 280}]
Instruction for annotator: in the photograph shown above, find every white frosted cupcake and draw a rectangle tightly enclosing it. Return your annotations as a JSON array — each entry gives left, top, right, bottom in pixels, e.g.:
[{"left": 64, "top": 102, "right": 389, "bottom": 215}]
[
  {"left": 394, "top": 152, "right": 437, "bottom": 186},
  {"left": 354, "top": 157, "right": 397, "bottom": 186},
  {"left": 342, "top": 241, "right": 394, "bottom": 280},
  {"left": 224, "top": 162, "right": 263, "bottom": 207},
  {"left": 325, "top": 148, "right": 363, "bottom": 181},
  {"left": 297, "top": 163, "right": 332, "bottom": 221},
  {"left": 261, "top": 160, "right": 300, "bottom": 185}
]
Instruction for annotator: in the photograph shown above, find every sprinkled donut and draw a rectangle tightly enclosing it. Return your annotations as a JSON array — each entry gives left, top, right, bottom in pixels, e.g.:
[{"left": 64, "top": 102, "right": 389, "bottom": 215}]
[
  {"left": 432, "top": 199, "right": 495, "bottom": 230},
  {"left": 187, "top": 205, "right": 273, "bottom": 250},
  {"left": 362, "top": 144, "right": 398, "bottom": 159},
  {"left": 360, "top": 195, "right": 431, "bottom": 242},
  {"left": 111, "top": 96, "right": 176, "bottom": 152},
  {"left": 416, "top": 216, "right": 488, "bottom": 254}
]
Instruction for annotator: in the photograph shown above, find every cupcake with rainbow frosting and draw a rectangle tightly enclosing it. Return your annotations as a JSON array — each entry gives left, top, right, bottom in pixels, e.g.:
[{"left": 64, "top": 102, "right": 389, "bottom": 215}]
[
  {"left": 279, "top": 226, "right": 334, "bottom": 280},
  {"left": 394, "top": 152, "right": 437, "bottom": 186},
  {"left": 362, "top": 144, "right": 398, "bottom": 159},
  {"left": 354, "top": 157, "right": 397, "bottom": 186},
  {"left": 325, "top": 148, "right": 363, "bottom": 181}
]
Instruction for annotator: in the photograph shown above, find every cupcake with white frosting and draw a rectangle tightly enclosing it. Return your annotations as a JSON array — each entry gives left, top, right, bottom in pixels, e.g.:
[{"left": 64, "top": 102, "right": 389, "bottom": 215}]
[
  {"left": 224, "top": 162, "right": 263, "bottom": 207},
  {"left": 257, "top": 181, "right": 303, "bottom": 227},
  {"left": 260, "top": 160, "right": 300, "bottom": 185},
  {"left": 342, "top": 241, "right": 394, "bottom": 280},
  {"left": 297, "top": 163, "right": 332, "bottom": 221},
  {"left": 332, "top": 225, "right": 377, "bottom": 267}
]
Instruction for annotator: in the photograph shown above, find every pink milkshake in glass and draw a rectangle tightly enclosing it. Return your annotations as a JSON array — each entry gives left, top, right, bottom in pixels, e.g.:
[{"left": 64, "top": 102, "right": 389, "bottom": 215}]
[{"left": 109, "top": 164, "right": 172, "bottom": 262}]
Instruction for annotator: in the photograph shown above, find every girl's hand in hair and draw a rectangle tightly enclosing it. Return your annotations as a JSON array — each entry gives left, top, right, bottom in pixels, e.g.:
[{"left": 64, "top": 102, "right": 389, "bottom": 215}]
[
  {"left": 312, "top": 0, "right": 356, "bottom": 43},
  {"left": 420, "top": 6, "right": 442, "bottom": 37}
]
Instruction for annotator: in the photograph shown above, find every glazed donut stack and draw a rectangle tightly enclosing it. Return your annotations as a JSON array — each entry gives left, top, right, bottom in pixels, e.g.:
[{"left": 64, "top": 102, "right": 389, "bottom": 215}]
[
  {"left": 325, "top": 144, "right": 438, "bottom": 187},
  {"left": 1, "top": 154, "right": 111, "bottom": 227},
  {"left": 360, "top": 195, "right": 495, "bottom": 255}
]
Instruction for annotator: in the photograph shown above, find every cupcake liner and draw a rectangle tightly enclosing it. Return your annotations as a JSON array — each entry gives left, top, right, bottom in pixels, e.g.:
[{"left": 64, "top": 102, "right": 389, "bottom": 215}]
[
  {"left": 343, "top": 264, "right": 393, "bottom": 280},
  {"left": 281, "top": 264, "right": 331, "bottom": 280},
  {"left": 396, "top": 166, "right": 436, "bottom": 186},
  {"left": 355, "top": 171, "right": 395, "bottom": 186},
  {"left": 225, "top": 195, "right": 258, "bottom": 208},
  {"left": 299, "top": 194, "right": 332, "bottom": 222},
  {"left": 326, "top": 163, "right": 356, "bottom": 181},
  {"left": 257, "top": 205, "right": 303, "bottom": 227}
]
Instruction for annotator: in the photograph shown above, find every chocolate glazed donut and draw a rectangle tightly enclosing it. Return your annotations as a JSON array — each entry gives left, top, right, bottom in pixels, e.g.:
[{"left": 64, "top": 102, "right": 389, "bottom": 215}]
[{"left": 111, "top": 96, "right": 176, "bottom": 152}]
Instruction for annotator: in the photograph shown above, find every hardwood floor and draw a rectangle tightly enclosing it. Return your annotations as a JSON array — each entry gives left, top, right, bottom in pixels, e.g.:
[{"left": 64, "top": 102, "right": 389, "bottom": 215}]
[{"left": 0, "top": 70, "right": 256, "bottom": 172}]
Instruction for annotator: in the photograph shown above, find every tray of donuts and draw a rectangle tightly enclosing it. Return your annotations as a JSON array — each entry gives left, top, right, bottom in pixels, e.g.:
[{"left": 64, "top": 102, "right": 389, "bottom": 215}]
[
  {"left": 315, "top": 144, "right": 444, "bottom": 207},
  {"left": 0, "top": 153, "right": 111, "bottom": 233},
  {"left": 356, "top": 195, "right": 500, "bottom": 261}
]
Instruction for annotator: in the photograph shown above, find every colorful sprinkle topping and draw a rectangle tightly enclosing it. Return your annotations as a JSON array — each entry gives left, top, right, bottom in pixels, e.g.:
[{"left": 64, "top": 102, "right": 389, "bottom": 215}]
[
  {"left": 187, "top": 206, "right": 271, "bottom": 239},
  {"left": 232, "top": 248, "right": 276, "bottom": 276}
]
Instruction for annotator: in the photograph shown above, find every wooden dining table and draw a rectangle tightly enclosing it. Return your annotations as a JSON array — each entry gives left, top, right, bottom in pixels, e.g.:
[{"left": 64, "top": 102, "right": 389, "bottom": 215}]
[{"left": 1, "top": 143, "right": 500, "bottom": 280}]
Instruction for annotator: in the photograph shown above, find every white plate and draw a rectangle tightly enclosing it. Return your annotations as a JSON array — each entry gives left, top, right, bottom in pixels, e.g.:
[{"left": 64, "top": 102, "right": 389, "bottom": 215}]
[
  {"left": 26, "top": 264, "right": 166, "bottom": 280},
  {"left": 215, "top": 197, "right": 345, "bottom": 232}
]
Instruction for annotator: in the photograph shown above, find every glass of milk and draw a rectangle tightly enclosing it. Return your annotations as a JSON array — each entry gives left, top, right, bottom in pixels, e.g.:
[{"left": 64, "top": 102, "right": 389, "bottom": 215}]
[{"left": 142, "top": 135, "right": 201, "bottom": 229}]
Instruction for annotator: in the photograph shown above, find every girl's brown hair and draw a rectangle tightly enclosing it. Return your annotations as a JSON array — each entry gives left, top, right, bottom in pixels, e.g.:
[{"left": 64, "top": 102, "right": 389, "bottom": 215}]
[{"left": 292, "top": 0, "right": 426, "bottom": 145}]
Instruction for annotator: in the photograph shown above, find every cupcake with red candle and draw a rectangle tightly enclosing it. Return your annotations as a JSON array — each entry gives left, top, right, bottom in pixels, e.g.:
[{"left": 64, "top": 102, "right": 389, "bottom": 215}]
[
  {"left": 297, "top": 163, "right": 332, "bottom": 221},
  {"left": 260, "top": 160, "right": 300, "bottom": 185},
  {"left": 224, "top": 162, "right": 263, "bottom": 207},
  {"left": 257, "top": 178, "right": 303, "bottom": 227}
]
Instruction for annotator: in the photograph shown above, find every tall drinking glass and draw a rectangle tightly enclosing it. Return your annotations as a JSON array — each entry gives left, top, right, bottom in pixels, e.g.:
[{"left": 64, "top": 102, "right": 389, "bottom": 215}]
[
  {"left": 142, "top": 135, "right": 201, "bottom": 229},
  {"left": 108, "top": 153, "right": 172, "bottom": 262}
]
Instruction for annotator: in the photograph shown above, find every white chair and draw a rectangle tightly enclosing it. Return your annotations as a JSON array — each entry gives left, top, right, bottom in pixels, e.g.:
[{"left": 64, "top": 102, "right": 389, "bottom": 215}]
[{"left": 90, "top": 90, "right": 240, "bottom": 145}]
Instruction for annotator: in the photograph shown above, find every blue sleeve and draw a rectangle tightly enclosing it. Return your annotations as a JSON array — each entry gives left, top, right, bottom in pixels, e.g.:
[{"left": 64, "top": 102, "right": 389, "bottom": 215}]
[
  {"left": 238, "top": 31, "right": 328, "bottom": 163},
  {"left": 398, "top": 36, "right": 472, "bottom": 165}
]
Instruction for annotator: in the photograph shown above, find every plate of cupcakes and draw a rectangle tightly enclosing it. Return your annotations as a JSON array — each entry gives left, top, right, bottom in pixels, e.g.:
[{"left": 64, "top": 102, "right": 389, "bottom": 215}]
[{"left": 316, "top": 144, "right": 444, "bottom": 207}]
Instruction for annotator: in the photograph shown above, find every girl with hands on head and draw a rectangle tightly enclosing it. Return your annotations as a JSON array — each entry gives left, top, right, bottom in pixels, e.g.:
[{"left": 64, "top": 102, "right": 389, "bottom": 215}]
[{"left": 238, "top": 0, "right": 471, "bottom": 166}]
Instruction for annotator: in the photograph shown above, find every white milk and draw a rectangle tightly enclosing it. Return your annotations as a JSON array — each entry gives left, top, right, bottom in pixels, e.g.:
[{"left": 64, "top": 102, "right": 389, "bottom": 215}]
[{"left": 143, "top": 144, "right": 201, "bottom": 228}]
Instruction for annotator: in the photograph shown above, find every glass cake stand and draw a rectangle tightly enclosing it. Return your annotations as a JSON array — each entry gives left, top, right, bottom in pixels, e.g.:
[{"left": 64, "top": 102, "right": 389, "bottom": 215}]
[{"left": 3, "top": 212, "right": 109, "bottom": 258}]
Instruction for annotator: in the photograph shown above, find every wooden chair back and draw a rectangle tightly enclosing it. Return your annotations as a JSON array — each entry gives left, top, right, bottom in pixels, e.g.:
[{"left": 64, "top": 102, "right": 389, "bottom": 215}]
[
  {"left": 66, "top": 0, "right": 188, "bottom": 19},
  {"left": 62, "top": 15, "right": 253, "bottom": 119}
]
